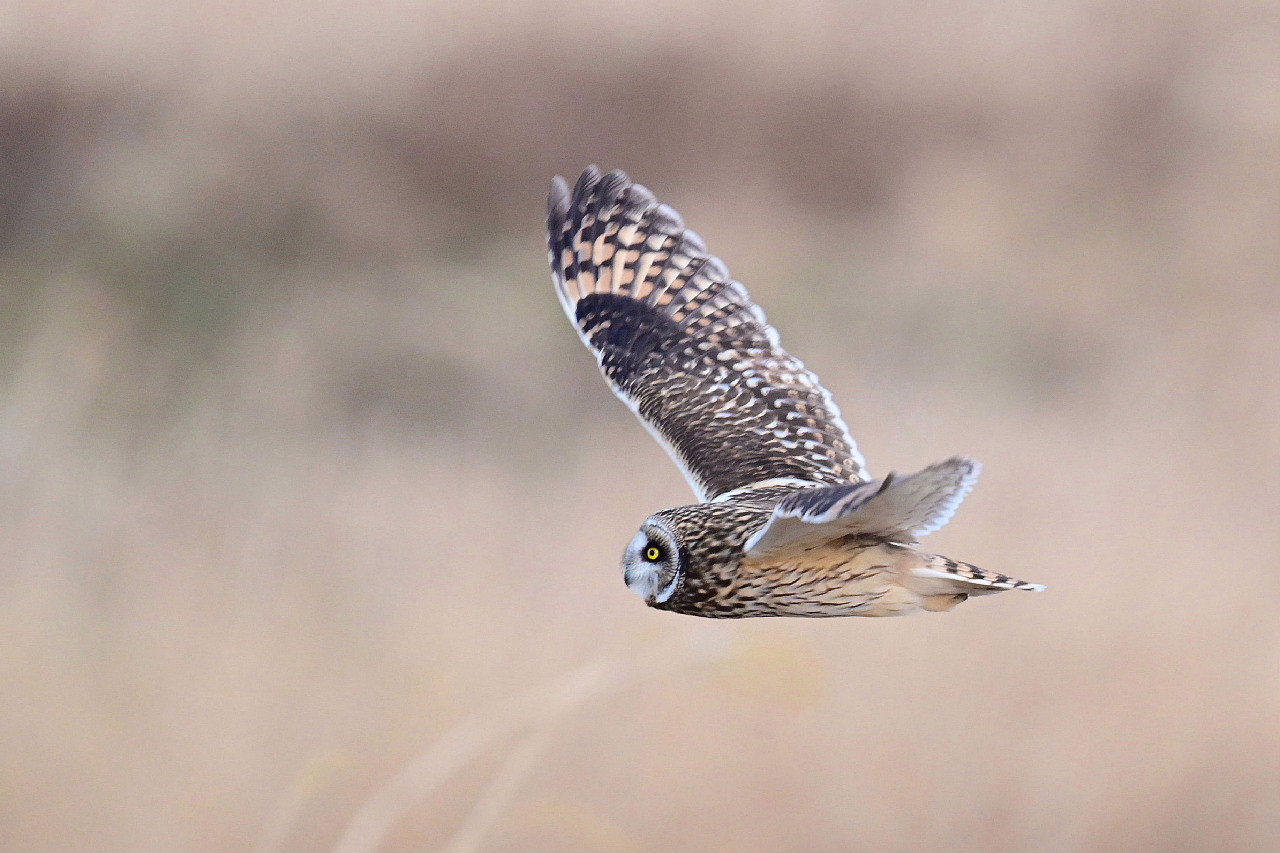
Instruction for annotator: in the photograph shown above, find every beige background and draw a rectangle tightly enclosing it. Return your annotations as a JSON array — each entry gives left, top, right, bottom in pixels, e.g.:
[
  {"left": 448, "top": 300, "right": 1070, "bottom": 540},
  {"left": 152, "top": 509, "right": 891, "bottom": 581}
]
[{"left": 2, "top": 2, "right": 1278, "bottom": 850}]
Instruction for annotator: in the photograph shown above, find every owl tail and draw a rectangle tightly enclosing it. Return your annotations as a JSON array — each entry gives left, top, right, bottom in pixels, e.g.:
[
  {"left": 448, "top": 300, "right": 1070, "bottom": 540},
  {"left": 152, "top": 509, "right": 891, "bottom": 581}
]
[{"left": 906, "top": 553, "right": 1045, "bottom": 611}]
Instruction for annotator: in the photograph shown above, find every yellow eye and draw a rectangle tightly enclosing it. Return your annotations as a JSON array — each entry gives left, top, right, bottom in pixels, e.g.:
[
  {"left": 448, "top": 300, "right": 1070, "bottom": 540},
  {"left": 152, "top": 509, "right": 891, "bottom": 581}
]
[{"left": 644, "top": 545, "right": 662, "bottom": 562}]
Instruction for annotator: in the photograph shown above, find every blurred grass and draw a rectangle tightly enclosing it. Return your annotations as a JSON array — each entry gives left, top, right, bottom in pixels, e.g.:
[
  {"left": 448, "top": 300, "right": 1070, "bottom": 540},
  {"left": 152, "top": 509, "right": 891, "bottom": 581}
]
[{"left": 1, "top": 1, "right": 1279, "bottom": 851}]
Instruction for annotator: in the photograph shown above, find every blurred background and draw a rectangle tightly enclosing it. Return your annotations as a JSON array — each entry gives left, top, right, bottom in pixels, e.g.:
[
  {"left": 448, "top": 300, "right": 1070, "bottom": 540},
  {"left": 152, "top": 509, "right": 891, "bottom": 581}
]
[{"left": 2, "top": 1, "right": 1279, "bottom": 850}]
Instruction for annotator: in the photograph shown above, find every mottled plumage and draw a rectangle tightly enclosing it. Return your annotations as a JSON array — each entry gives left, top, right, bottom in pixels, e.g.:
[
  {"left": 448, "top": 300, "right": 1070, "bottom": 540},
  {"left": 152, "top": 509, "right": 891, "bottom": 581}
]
[{"left": 548, "top": 166, "right": 1044, "bottom": 618}]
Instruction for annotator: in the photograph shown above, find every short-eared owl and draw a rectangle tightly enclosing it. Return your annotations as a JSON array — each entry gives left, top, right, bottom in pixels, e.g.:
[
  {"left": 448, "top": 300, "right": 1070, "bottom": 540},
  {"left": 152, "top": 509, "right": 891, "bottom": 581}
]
[{"left": 547, "top": 166, "right": 1044, "bottom": 618}]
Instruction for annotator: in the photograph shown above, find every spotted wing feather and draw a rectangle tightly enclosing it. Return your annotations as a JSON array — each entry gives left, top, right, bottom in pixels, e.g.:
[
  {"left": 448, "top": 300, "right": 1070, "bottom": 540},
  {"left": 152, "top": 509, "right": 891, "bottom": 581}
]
[
  {"left": 547, "top": 166, "right": 867, "bottom": 500},
  {"left": 745, "top": 457, "right": 981, "bottom": 557}
]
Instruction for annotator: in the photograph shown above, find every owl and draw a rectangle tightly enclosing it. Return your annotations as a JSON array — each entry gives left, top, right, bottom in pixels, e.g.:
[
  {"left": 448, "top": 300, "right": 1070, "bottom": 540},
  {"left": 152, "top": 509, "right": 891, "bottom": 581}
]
[{"left": 547, "top": 166, "right": 1045, "bottom": 618}]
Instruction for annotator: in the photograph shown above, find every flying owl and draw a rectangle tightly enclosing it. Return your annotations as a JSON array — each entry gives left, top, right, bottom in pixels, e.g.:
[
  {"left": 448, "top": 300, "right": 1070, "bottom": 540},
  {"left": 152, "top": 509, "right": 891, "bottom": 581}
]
[{"left": 547, "top": 166, "right": 1044, "bottom": 618}]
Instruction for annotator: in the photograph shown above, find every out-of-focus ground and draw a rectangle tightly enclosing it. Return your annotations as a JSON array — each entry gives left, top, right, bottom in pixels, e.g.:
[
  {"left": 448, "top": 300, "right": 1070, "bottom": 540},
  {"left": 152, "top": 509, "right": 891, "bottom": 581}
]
[{"left": 2, "top": 2, "right": 1279, "bottom": 851}]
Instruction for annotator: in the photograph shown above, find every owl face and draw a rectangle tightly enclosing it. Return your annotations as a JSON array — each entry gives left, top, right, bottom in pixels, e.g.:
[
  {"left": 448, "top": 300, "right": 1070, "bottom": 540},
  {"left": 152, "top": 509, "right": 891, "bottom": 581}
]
[{"left": 621, "top": 520, "right": 683, "bottom": 604}]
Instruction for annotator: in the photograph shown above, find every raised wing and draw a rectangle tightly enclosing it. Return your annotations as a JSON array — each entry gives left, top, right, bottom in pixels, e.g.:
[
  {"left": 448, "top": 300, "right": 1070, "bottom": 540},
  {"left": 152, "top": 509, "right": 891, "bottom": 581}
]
[
  {"left": 744, "top": 457, "right": 981, "bottom": 557},
  {"left": 547, "top": 166, "right": 867, "bottom": 500}
]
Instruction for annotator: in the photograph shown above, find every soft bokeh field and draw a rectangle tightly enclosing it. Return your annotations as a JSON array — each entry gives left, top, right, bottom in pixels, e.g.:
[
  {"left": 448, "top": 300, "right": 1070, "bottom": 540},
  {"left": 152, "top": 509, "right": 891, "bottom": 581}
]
[{"left": 2, "top": 2, "right": 1279, "bottom": 851}]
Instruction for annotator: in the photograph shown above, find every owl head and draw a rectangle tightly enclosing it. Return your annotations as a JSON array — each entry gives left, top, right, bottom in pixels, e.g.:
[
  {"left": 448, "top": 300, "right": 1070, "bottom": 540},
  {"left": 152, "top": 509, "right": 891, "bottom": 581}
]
[{"left": 621, "top": 519, "right": 683, "bottom": 604}]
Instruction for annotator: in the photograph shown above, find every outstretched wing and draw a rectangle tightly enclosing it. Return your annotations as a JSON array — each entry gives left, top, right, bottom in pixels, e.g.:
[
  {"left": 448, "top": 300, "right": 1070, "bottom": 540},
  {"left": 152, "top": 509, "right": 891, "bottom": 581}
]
[
  {"left": 744, "top": 457, "right": 981, "bottom": 557},
  {"left": 547, "top": 166, "right": 867, "bottom": 500}
]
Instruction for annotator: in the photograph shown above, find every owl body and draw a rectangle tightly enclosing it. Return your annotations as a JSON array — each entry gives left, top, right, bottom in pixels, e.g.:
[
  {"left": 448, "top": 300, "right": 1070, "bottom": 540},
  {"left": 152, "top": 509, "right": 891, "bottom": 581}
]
[
  {"left": 636, "top": 489, "right": 1017, "bottom": 618},
  {"left": 548, "top": 167, "right": 1045, "bottom": 618}
]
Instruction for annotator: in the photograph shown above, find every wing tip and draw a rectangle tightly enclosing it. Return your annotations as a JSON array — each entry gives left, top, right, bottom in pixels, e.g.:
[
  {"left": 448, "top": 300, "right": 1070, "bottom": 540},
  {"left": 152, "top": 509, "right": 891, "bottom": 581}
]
[
  {"left": 626, "top": 181, "right": 655, "bottom": 206},
  {"left": 597, "top": 169, "right": 631, "bottom": 207},
  {"left": 571, "top": 164, "right": 603, "bottom": 205},
  {"left": 938, "top": 454, "right": 982, "bottom": 483},
  {"left": 550, "top": 166, "right": 646, "bottom": 235},
  {"left": 548, "top": 174, "right": 570, "bottom": 217},
  {"left": 911, "top": 455, "right": 983, "bottom": 537}
]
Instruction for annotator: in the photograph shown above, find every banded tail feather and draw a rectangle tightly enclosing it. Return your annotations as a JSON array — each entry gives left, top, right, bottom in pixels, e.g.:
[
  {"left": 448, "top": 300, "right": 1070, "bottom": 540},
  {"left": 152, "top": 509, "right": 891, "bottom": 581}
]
[{"left": 912, "top": 555, "right": 1047, "bottom": 592}]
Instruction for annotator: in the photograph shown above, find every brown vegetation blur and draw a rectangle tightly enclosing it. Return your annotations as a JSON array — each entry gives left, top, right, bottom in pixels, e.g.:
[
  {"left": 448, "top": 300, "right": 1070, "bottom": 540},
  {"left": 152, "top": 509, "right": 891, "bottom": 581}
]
[{"left": 2, "top": 2, "right": 1278, "bottom": 851}]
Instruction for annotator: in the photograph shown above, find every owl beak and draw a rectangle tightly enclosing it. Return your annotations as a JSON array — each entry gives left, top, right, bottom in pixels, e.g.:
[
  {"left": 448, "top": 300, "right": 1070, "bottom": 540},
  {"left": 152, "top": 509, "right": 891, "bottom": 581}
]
[
  {"left": 623, "top": 567, "right": 647, "bottom": 601},
  {"left": 623, "top": 564, "right": 660, "bottom": 603}
]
